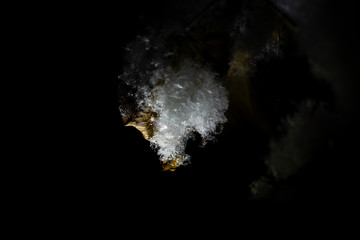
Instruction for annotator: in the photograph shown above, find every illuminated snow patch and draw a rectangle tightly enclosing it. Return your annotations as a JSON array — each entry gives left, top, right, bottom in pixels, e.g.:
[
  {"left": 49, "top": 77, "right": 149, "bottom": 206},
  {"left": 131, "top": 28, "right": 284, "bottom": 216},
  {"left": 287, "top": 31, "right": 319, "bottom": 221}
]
[{"left": 147, "top": 60, "right": 228, "bottom": 165}]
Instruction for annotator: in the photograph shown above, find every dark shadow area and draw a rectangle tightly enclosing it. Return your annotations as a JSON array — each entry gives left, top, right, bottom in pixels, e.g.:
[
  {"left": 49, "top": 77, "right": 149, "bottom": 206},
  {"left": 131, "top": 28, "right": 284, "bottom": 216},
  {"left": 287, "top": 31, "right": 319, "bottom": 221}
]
[{"left": 44, "top": 0, "right": 360, "bottom": 209}]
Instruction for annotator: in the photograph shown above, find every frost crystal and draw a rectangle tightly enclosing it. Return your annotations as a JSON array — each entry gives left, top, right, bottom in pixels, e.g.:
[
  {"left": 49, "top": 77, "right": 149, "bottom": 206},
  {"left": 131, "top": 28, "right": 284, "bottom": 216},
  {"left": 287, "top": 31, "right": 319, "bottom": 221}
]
[{"left": 147, "top": 60, "right": 228, "bottom": 165}]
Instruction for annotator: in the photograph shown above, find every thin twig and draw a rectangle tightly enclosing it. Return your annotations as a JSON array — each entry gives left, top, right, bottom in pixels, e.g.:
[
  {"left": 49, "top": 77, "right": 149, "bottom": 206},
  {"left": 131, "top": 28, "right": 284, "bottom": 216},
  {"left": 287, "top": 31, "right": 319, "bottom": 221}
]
[{"left": 185, "top": 0, "right": 223, "bottom": 31}]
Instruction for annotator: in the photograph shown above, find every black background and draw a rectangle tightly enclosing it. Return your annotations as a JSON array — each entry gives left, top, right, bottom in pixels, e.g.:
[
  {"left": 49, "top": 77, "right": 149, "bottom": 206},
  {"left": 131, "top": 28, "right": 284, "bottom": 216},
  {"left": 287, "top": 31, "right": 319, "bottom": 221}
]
[{"left": 29, "top": 0, "right": 360, "bottom": 207}]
